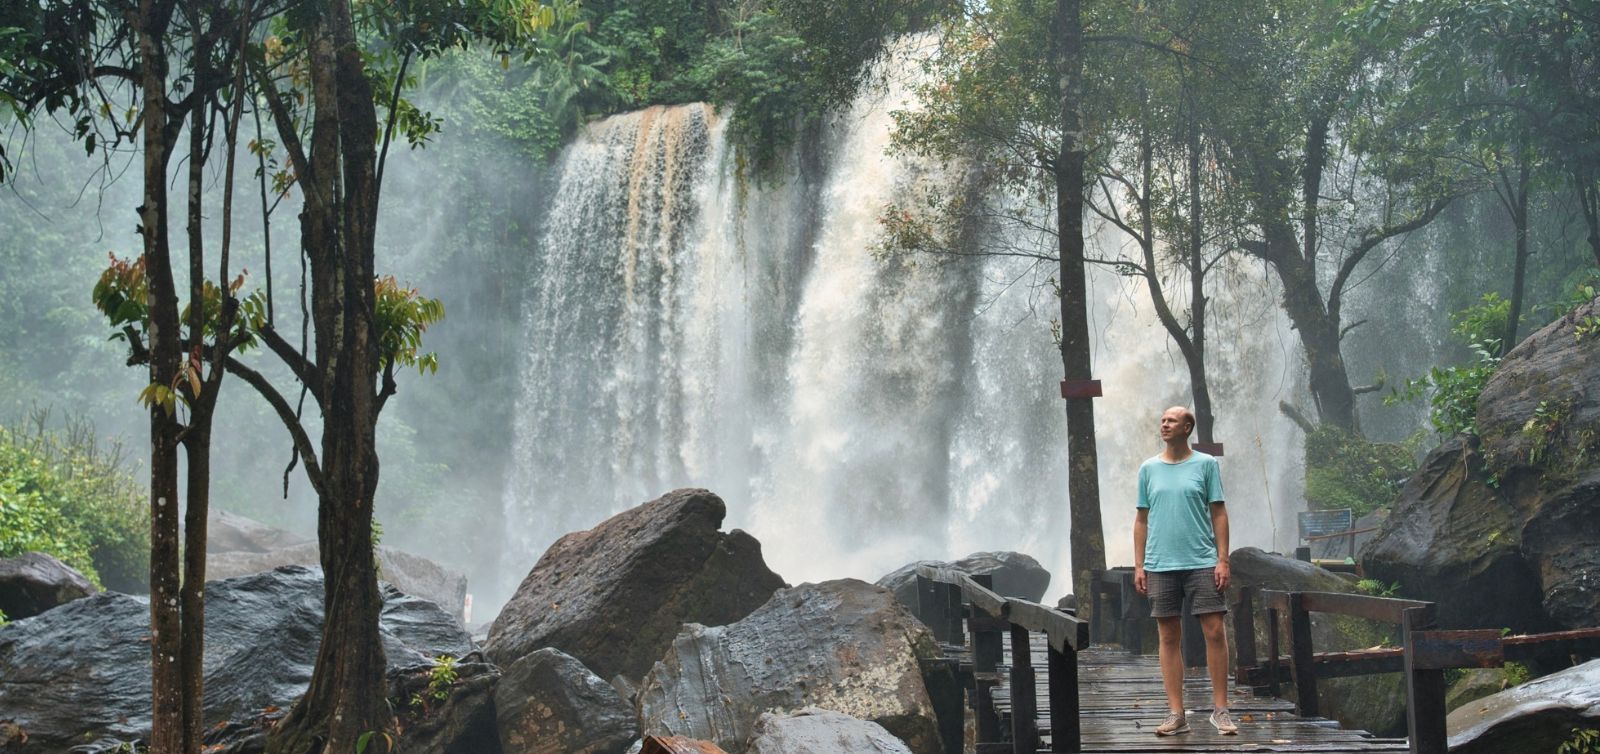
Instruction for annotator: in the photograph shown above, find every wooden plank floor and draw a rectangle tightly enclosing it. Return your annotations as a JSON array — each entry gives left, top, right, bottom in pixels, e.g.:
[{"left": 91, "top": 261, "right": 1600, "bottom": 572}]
[{"left": 988, "top": 635, "right": 1410, "bottom": 753}]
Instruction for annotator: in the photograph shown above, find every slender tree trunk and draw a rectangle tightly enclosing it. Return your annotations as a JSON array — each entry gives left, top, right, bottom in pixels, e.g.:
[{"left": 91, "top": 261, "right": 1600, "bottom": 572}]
[
  {"left": 137, "top": 1, "right": 183, "bottom": 751},
  {"left": 1573, "top": 167, "right": 1600, "bottom": 268},
  {"left": 1185, "top": 98, "right": 1213, "bottom": 445},
  {"left": 1264, "top": 220, "right": 1358, "bottom": 430},
  {"left": 179, "top": 426, "right": 210, "bottom": 754},
  {"left": 1503, "top": 162, "right": 1531, "bottom": 355},
  {"left": 1054, "top": 0, "right": 1105, "bottom": 610}
]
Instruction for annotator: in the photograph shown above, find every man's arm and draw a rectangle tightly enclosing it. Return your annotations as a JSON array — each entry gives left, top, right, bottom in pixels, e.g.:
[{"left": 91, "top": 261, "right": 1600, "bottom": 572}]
[
  {"left": 1134, "top": 508, "right": 1150, "bottom": 594},
  {"left": 1210, "top": 502, "right": 1230, "bottom": 590}
]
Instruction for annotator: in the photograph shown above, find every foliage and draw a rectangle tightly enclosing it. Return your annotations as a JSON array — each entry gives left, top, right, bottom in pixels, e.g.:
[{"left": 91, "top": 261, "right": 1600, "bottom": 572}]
[
  {"left": 1355, "top": 579, "right": 1400, "bottom": 598},
  {"left": 374, "top": 276, "right": 445, "bottom": 375},
  {"left": 407, "top": 654, "right": 459, "bottom": 715},
  {"left": 1502, "top": 661, "right": 1532, "bottom": 688},
  {"left": 1387, "top": 294, "right": 1509, "bottom": 437},
  {"left": 0, "top": 415, "right": 148, "bottom": 590},
  {"left": 1303, "top": 424, "right": 1416, "bottom": 517},
  {"left": 1559, "top": 727, "right": 1600, "bottom": 754}
]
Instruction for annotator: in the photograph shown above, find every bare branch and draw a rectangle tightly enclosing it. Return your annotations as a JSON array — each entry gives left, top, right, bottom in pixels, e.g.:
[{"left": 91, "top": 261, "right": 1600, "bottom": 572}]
[{"left": 223, "top": 356, "right": 325, "bottom": 496}]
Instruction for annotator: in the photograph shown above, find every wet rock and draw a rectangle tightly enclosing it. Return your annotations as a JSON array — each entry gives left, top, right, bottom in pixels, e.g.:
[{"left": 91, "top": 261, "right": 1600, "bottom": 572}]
[
  {"left": 637, "top": 579, "right": 943, "bottom": 754},
  {"left": 487, "top": 488, "right": 786, "bottom": 681},
  {"left": 208, "top": 542, "right": 469, "bottom": 621},
  {"left": 876, "top": 552, "right": 1050, "bottom": 617},
  {"left": 0, "top": 552, "right": 98, "bottom": 620},
  {"left": 1445, "top": 668, "right": 1517, "bottom": 713},
  {"left": 494, "top": 647, "right": 636, "bottom": 754},
  {"left": 0, "top": 565, "right": 473, "bottom": 753},
  {"left": 1448, "top": 658, "right": 1600, "bottom": 753},
  {"left": 746, "top": 708, "right": 913, "bottom": 754},
  {"left": 1474, "top": 295, "right": 1600, "bottom": 629},
  {"left": 391, "top": 658, "right": 503, "bottom": 754},
  {"left": 1360, "top": 435, "right": 1548, "bottom": 633},
  {"left": 1227, "top": 547, "right": 1405, "bottom": 737}
]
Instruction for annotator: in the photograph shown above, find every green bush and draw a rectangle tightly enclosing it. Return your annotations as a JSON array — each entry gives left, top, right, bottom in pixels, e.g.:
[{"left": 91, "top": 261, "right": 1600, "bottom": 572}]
[
  {"left": 0, "top": 416, "right": 148, "bottom": 590},
  {"left": 1386, "top": 293, "right": 1507, "bottom": 437},
  {"left": 1303, "top": 424, "right": 1417, "bottom": 517}
]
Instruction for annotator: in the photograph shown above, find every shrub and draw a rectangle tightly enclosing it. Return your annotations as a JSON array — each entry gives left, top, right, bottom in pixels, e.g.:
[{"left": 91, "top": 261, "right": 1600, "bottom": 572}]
[
  {"left": 0, "top": 414, "right": 148, "bottom": 590},
  {"left": 1303, "top": 424, "right": 1417, "bottom": 517}
]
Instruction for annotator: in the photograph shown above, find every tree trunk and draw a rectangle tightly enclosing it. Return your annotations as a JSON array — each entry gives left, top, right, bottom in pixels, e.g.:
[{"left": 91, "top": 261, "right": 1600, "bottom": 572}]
[
  {"left": 1576, "top": 167, "right": 1600, "bottom": 268},
  {"left": 180, "top": 427, "right": 210, "bottom": 754},
  {"left": 1054, "top": 0, "right": 1105, "bottom": 612},
  {"left": 136, "top": 1, "right": 184, "bottom": 751},
  {"left": 1503, "top": 162, "right": 1531, "bottom": 355},
  {"left": 266, "top": 0, "right": 393, "bottom": 749},
  {"left": 1262, "top": 220, "right": 1358, "bottom": 431},
  {"left": 1186, "top": 99, "right": 1214, "bottom": 445}
]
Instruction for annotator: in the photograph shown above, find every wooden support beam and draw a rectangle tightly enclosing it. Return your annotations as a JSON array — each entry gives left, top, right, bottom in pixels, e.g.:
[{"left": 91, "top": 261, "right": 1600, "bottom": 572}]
[
  {"left": 1009, "top": 625, "right": 1040, "bottom": 753},
  {"left": 1060, "top": 379, "right": 1102, "bottom": 399},
  {"left": 1288, "top": 593, "right": 1319, "bottom": 717},
  {"left": 1233, "top": 587, "right": 1258, "bottom": 686},
  {"left": 1047, "top": 644, "right": 1081, "bottom": 752},
  {"left": 1410, "top": 629, "right": 1504, "bottom": 670},
  {"left": 1266, "top": 606, "right": 1282, "bottom": 698},
  {"left": 1403, "top": 605, "right": 1448, "bottom": 754}
]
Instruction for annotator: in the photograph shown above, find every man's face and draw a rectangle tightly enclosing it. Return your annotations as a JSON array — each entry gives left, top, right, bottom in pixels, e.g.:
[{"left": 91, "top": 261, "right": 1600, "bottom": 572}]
[{"left": 1159, "top": 408, "right": 1190, "bottom": 441}]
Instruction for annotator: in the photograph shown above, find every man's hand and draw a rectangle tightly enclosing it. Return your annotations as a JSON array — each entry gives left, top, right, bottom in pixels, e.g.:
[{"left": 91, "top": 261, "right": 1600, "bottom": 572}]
[
  {"left": 1214, "top": 560, "right": 1231, "bottom": 591},
  {"left": 1135, "top": 566, "right": 1148, "bottom": 595}
]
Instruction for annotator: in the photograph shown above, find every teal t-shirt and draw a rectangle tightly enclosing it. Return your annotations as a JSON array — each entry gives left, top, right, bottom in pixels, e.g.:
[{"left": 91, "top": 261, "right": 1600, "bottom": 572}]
[{"left": 1137, "top": 451, "right": 1225, "bottom": 572}]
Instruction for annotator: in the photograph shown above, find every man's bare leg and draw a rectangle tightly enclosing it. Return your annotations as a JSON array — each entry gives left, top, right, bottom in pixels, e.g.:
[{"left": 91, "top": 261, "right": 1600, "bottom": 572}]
[
  {"left": 1155, "top": 615, "right": 1185, "bottom": 714},
  {"left": 1199, "top": 612, "right": 1229, "bottom": 710}
]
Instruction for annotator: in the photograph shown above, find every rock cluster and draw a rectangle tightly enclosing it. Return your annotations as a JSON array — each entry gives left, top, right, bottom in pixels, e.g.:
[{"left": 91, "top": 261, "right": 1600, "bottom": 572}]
[
  {"left": 876, "top": 551, "right": 1051, "bottom": 613},
  {"left": 486, "top": 488, "right": 786, "bottom": 682},
  {"left": 0, "top": 552, "right": 97, "bottom": 620},
  {"left": 1448, "top": 658, "right": 1600, "bottom": 754},
  {"left": 637, "top": 578, "right": 943, "bottom": 754},
  {"left": 1364, "top": 297, "right": 1600, "bottom": 631}
]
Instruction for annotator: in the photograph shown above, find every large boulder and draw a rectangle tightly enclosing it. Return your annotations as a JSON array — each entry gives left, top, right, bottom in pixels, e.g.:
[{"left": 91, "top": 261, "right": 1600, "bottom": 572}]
[
  {"left": 487, "top": 488, "right": 786, "bottom": 681},
  {"left": 1474, "top": 296, "right": 1600, "bottom": 629},
  {"left": 746, "top": 708, "right": 913, "bottom": 754},
  {"left": 1359, "top": 435, "right": 1548, "bottom": 633},
  {"left": 495, "top": 648, "right": 637, "bottom": 754},
  {"left": 637, "top": 579, "right": 943, "bottom": 754},
  {"left": 207, "top": 508, "right": 312, "bottom": 553},
  {"left": 1448, "top": 658, "right": 1600, "bottom": 754},
  {"left": 876, "top": 551, "right": 1050, "bottom": 612},
  {"left": 1227, "top": 547, "right": 1405, "bottom": 737},
  {"left": 0, "top": 552, "right": 98, "bottom": 620},
  {"left": 208, "top": 542, "right": 468, "bottom": 621},
  {"left": 0, "top": 565, "right": 474, "bottom": 753}
]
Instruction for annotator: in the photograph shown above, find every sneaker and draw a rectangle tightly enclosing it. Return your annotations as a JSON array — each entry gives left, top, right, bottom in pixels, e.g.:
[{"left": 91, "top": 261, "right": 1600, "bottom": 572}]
[
  {"left": 1209, "top": 707, "right": 1240, "bottom": 735},
  {"left": 1155, "top": 712, "right": 1190, "bottom": 736}
]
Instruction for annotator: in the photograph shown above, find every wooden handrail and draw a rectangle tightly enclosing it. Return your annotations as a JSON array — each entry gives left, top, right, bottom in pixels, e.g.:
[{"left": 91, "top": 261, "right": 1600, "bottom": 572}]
[{"left": 1258, "top": 588, "right": 1430, "bottom": 624}]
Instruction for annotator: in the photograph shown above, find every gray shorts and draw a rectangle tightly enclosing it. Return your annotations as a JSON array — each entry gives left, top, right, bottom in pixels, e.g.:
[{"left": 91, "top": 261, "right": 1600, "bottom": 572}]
[{"left": 1148, "top": 568, "right": 1228, "bottom": 618}]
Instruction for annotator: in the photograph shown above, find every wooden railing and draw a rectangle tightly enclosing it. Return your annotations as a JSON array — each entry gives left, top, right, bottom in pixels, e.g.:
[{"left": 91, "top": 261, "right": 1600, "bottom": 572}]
[
  {"left": 1235, "top": 587, "right": 1552, "bottom": 754},
  {"left": 914, "top": 565, "right": 1091, "bottom": 753}
]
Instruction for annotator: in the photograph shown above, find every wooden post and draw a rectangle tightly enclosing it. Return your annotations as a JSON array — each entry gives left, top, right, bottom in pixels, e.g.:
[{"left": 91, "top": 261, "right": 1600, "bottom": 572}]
[
  {"left": 1265, "top": 606, "right": 1281, "bottom": 697},
  {"left": 1009, "top": 625, "right": 1039, "bottom": 753},
  {"left": 1090, "top": 574, "right": 1104, "bottom": 643},
  {"left": 1403, "top": 605, "right": 1447, "bottom": 754},
  {"left": 970, "top": 575, "right": 1003, "bottom": 743},
  {"left": 1047, "top": 644, "right": 1080, "bottom": 752},
  {"left": 946, "top": 579, "right": 966, "bottom": 645},
  {"left": 917, "top": 575, "right": 950, "bottom": 644},
  {"left": 1233, "top": 587, "right": 1258, "bottom": 690},
  {"left": 1288, "top": 592, "right": 1318, "bottom": 717}
]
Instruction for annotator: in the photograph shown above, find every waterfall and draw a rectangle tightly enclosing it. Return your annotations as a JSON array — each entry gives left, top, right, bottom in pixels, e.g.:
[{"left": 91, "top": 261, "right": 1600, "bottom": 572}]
[{"left": 498, "top": 56, "right": 1305, "bottom": 610}]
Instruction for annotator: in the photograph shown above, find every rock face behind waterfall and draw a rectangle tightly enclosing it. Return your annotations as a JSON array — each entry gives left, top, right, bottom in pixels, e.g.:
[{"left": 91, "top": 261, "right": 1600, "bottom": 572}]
[
  {"left": 0, "top": 566, "right": 472, "bottom": 752},
  {"left": 1364, "top": 297, "right": 1600, "bottom": 630},
  {"left": 1446, "top": 658, "right": 1600, "bottom": 753},
  {"left": 636, "top": 579, "right": 943, "bottom": 754},
  {"left": 876, "top": 551, "right": 1050, "bottom": 616},
  {"left": 487, "top": 488, "right": 786, "bottom": 681}
]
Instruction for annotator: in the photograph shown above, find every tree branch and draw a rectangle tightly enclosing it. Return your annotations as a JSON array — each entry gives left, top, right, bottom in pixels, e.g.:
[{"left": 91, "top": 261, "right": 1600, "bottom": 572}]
[
  {"left": 1279, "top": 401, "right": 1316, "bottom": 434},
  {"left": 1328, "top": 196, "right": 1453, "bottom": 323},
  {"left": 222, "top": 356, "right": 325, "bottom": 496},
  {"left": 257, "top": 325, "right": 323, "bottom": 407}
]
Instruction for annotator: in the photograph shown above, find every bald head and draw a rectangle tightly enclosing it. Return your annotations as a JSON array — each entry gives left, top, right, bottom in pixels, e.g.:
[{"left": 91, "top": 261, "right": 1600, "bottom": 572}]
[{"left": 1160, "top": 406, "right": 1196, "bottom": 441}]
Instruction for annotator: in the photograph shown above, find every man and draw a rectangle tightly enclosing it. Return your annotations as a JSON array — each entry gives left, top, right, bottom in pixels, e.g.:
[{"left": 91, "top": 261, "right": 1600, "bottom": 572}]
[{"left": 1133, "top": 406, "right": 1239, "bottom": 736}]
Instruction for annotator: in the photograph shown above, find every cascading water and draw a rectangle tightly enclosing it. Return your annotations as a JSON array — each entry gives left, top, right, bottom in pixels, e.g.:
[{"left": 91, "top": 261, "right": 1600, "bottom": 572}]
[{"left": 498, "top": 52, "right": 1305, "bottom": 610}]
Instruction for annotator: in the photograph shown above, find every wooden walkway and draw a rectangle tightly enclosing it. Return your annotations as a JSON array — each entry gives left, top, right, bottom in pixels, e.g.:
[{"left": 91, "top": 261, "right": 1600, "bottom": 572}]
[{"left": 991, "top": 638, "right": 1410, "bottom": 753}]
